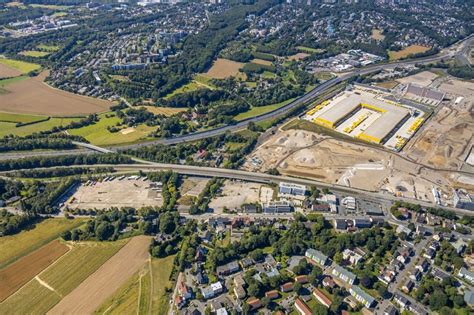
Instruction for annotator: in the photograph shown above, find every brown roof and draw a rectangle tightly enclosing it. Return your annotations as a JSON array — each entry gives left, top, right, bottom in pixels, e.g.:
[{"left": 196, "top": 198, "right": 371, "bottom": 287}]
[
  {"left": 295, "top": 298, "right": 312, "bottom": 315},
  {"left": 295, "top": 275, "right": 309, "bottom": 283},
  {"left": 265, "top": 290, "right": 279, "bottom": 299},
  {"left": 280, "top": 282, "right": 294, "bottom": 291},
  {"left": 313, "top": 288, "right": 332, "bottom": 307},
  {"left": 247, "top": 298, "right": 262, "bottom": 310}
]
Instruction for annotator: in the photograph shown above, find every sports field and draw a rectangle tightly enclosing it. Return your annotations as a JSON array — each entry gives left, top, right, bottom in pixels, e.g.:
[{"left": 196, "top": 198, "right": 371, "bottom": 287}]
[
  {"left": 0, "top": 218, "right": 84, "bottom": 269},
  {"left": 0, "top": 57, "right": 41, "bottom": 74},
  {"left": 0, "top": 240, "right": 69, "bottom": 302},
  {"left": 48, "top": 236, "right": 150, "bottom": 315},
  {"left": 0, "top": 71, "right": 112, "bottom": 116},
  {"left": 204, "top": 58, "right": 245, "bottom": 79},
  {"left": 388, "top": 45, "right": 431, "bottom": 60},
  {"left": 67, "top": 112, "right": 155, "bottom": 146}
]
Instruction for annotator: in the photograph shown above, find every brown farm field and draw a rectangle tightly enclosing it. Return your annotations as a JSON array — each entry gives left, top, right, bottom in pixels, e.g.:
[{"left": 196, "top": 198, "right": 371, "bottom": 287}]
[
  {"left": 204, "top": 58, "right": 244, "bottom": 79},
  {"left": 0, "top": 240, "right": 69, "bottom": 302},
  {"left": 0, "top": 71, "right": 113, "bottom": 116},
  {"left": 388, "top": 45, "right": 431, "bottom": 60},
  {"left": 48, "top": 236, "right": 151, "bottom": 315},
  {"left": 0, "top": 63, "right": 22, "bottom": 79}
]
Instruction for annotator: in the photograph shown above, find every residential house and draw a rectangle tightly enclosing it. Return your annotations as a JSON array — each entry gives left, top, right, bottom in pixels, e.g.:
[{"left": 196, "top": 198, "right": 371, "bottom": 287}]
[
  {"left": 452, "top": 239, "right": 467, "bottom": 255},
  {"left": 295, "top": 275, "right": 309, "bottom": 284},
  {"left": 305, "top": 248, "right": 329, "bottom": 266},
  {"left": 352, "top": 219, "right": 372, "bottom": 229},
  {"left": 334, "top": 219, "right": 348, "bottom": 230},
  {"left": 322, "top": 276, "right": 336, "bottom": 289},
  {"left": 247, "top": 298, "right": 262, "bottom": 311},
  {"left": 402, "top": 279, "right": 415, "bottom": 293},
  {"left": 216, "top": 261, "right": 240, "bottom": 276},
  {"left": 464, "top": 290, "right": 474, "bottom": 307},
  {"left": 265, "top": 290, "right": 279, "bottom": 300},
  {"left": 409, "top": 270, "right": 422, "bottom": 282},
  {"left": 383, "top": 304, "right": 398, "bottom": 315},
  {"left": 423, "top": 248, "right": 436, "bottom": 260},
  {"left": 458, "top": 267, "right": 474, "bottom": 284},
  {"left": 431, "top": 268, "right": 451, "bottom": 282},
  {"left": 295, "top": 298, "right": 312, "bottom": 315},
  {"left": 178, "top": 280, "right": 192, "bottom": 299},
  {"left": 241, "top": 257, "right": 254, "bottom": 268},
  {"left": 332, "top": 265, "right": 357, "bottom": 285},
  {"left": 342, "top": 249, "right": 363, "bottom": 265},
  {"left": 280, "top": 282, "right": 294, "bottom": 292},
  {"left": 313, "top": 288, "right": 332, "bottom": 308},
  {"left": 379, "top": 269, "right": 397, "bottom": 285},
  {"left": 393, "top": 293, "right": 410, "bottom": 309},
  {"left": 279, "top": 182, "right": 307, "bottom": 196},
  {"left": 349, "top": 285, "right": 376, "bottom": 308},
  {"left": 415, "top": 259, "right": 429, "bottom": 272}
]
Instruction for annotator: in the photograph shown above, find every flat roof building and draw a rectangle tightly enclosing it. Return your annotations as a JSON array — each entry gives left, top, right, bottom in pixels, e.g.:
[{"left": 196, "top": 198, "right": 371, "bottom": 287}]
[
  {"left": 313, "top": 90, "right": 411, "bottom": 144},
  {"left": 279, "top": 182, "right": 307, "bottom": 196}
]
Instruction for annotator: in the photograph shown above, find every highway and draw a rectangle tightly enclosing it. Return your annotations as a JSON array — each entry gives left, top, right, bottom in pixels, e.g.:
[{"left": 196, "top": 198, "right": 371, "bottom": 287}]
[
  {"left": 0, "top": 35, "right": 471, "bottom": 162},
  {"left": 3, "top": 162, "right": 473, "bottom": 216}
]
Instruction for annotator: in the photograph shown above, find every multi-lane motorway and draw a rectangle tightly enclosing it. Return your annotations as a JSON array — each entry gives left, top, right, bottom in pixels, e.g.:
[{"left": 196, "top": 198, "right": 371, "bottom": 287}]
[{"left": 3, "top": 162, "right": 473, "bottom": 217}]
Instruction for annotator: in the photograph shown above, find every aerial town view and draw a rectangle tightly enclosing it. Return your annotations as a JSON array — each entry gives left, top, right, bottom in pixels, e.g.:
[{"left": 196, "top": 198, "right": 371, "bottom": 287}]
[{"left": 0, "top": 0, "right": 473, "bottom": 314}]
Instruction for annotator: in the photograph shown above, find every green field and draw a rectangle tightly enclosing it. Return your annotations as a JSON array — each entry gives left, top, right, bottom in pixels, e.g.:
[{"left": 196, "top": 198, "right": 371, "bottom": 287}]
[
  {"left": 0, "top": 111, "right": 47, "bottom": 123},
  {"left": 93, "top": 255, "right": 174, "bottom": 314},
  {"left": 68, "top": 112, "right": 155, "bottom": 146},
  {"left": 150, "top": 256, "right": 175, "bottom": 314},
  {"left": 94, "top": 267, "right": 149, "bottom": 315},
  {"left": 41, "top": 240, "right": 128, "bottom": 296},
  {"left": 164, "top": 81, "right": 203, "bottom": 99},
  {"left": 0, "top": 278, "right": 62, "bottom": 315},
  {"left": 37, "top": 44, "right": 61, "bottom": 52},
  {"left": 19, "top": 51, "right": 50, "bottom": 58},
  {"left": 0, "top": 218, "right": 85, "bottom": 269},
  {"left": 297, "top": 46, "right": 325, "bottom": 54},
  {"left": 234, "top": 98, "right": 295, "bottom": 121},
  {"left": 0, "top": 57, "right": 41, "bottom": 74},
  {"left": 0, "top": 117, "right": 80, "bottom": 138}
]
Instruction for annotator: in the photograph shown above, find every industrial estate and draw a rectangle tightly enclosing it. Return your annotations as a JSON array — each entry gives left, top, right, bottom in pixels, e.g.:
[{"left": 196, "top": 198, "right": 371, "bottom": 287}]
[{"left": 0, "top": 0, "right": 473, "bottom": 315}]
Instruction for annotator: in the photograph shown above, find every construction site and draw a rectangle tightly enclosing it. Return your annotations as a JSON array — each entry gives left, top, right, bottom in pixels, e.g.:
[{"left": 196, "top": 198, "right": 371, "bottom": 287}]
[{"left": 303, "top": 86, "right": 426, "bottom": 151}]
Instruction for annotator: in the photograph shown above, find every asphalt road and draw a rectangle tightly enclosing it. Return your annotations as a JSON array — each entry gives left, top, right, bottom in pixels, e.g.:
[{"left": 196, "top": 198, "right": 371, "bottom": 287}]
[{"left": 3, "top": 162, "right": 473, "bottom": 217}]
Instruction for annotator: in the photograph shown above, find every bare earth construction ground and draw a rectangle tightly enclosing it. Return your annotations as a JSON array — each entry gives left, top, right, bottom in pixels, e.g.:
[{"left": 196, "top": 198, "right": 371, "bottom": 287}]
[
  {"left": 244, "top": 128, "right": 467, "bottom": 203},
  {"left": 0, "top": 71, "right": 112, "bottom": 116},
  {"left": 64, "top": 179, "right": 163, "bottom": 210},
  {"left": 48, "top": 236, "right": 151, "bottom": 315}
]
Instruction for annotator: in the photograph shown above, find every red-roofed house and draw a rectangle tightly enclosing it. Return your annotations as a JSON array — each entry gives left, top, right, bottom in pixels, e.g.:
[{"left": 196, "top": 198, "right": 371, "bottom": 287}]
[
  {"left": 280, "top": 282, "right": 294, "bottom": 292},
  {"left": 265, "top": 290, "right": 279, "bottom": 300},
  {"left": 295, "top": 298, "right": 312, "bottom": 315},
  {"left": 313, "top": 289, "right": 332, "bottom": 308},
  {"left": 295, "top": 275, "right": 309, "bottom": 284}
]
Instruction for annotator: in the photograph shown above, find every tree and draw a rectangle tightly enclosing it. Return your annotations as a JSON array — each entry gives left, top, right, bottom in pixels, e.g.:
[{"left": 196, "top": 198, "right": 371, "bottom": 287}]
[
  {"left": 294, "top": 282, "right": 302, "bottom": 294},
  {"left": 429, "top": 290, "right": 448, "bottom": 310},
  {"left": 95, "top": 222, "right": 114, "bottom": 241}
]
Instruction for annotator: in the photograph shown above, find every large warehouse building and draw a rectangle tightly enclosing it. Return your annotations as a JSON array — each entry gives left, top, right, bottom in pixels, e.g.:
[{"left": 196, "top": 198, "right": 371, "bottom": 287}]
[{"left": 305, "top": 87, "right": 423, "bottom": 150}]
